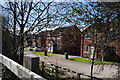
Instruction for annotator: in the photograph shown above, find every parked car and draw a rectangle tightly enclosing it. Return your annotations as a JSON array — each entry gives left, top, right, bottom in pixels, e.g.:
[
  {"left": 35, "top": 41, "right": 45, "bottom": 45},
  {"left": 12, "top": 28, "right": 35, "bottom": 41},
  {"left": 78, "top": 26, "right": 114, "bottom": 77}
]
[
  {"left": 28, "top": 46, "right": 35, "bottom": 51},
  {"left": 32, "top": 47, "right": 37, "bottom": 51},
  {"left": 33, "top": 46, "right": 44, "bottom": 52}
]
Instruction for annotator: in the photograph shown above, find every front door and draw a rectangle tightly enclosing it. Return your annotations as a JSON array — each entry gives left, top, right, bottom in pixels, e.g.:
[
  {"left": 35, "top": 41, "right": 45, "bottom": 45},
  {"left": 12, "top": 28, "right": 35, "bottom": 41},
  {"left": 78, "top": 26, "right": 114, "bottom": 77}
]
[
  {"left": 48, "top": 44, "right": 53, "bottom": 52},
  {"left": 90, "top": 46, "right": 95, "bottom": 58}
]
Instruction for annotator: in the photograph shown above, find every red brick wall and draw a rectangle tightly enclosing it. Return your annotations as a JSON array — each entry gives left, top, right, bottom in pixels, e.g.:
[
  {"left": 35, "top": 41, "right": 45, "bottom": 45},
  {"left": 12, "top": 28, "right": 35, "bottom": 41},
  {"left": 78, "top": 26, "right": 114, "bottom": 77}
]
[
  {"left": 37, "top": 25, "right": 82, "bottom": 56},
  {"left": 60, "top": 26, "right": 81, "bottom": 55}
]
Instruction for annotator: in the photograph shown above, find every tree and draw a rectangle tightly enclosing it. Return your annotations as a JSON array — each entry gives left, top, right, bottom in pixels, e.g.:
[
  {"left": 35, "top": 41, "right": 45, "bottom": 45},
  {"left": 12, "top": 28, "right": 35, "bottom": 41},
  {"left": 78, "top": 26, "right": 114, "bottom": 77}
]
[
  {"left": 1, "top": 1, "right": 68, "bottom": 65},
  {"left": 62, "top": 2, "right": 120, "bottom": 79},
  {"left": 1, "top": 15, "right": 19, "bottom": 62}
]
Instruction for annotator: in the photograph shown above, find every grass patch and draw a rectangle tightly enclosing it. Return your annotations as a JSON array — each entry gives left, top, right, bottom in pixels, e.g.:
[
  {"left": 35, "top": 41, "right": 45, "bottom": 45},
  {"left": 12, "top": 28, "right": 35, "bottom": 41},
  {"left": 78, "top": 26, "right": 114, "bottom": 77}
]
[
  {"left": 33, "top": 52, "right": 60, "bottom": 56},
  {"left": 24, "top": 48, "right": 29, "bottom": 50},
  {"left": 69, "top": 57, "right": 119, "bottom": 65}
]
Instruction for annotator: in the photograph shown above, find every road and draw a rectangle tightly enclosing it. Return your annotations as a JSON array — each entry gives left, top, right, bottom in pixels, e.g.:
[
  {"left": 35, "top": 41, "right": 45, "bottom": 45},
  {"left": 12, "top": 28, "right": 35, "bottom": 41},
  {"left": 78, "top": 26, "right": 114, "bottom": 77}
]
[{"left": 24, "top": 50, "right": 119, "bottom": 79}]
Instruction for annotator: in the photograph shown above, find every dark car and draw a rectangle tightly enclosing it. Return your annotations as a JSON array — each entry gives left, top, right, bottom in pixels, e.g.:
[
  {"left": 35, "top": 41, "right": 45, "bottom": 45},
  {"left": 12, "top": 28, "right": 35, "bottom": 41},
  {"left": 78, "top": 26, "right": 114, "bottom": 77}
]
[{"left": 34, "top": 46, "right": 44, "bottom": 52}]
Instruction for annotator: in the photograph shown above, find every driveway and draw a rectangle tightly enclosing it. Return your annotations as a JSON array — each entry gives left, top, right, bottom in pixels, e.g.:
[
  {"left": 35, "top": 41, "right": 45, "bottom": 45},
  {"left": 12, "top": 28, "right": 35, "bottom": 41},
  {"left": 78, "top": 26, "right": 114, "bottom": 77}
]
[{"left": 24, "top": 50, "right": 119, "bottom": 79}]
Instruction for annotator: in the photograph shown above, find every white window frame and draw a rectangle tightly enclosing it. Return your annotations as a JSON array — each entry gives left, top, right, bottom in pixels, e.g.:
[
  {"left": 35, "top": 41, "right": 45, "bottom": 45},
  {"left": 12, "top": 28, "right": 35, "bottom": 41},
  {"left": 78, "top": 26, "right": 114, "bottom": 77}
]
[
  {"left": 47, "top": 33, "right": 51, "bottom": 39},
  {"left": 57, "top": 34, "right": 61, "bottom": 39},
  {"left": 84, "top": 46, "right": 89, "bottom": 53}
]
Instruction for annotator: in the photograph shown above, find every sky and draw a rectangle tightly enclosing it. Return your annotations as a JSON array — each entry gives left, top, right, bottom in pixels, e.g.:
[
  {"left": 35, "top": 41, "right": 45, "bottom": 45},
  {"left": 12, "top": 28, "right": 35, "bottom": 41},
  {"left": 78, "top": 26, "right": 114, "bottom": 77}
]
[
  {"left": 0, "top": 0, "right": 120, "bottom": 34},
  {"left": 0, "top": 0, "right": 120, "bottom": 3},
  {"left": 0, "top": 0, "right": 120, "bottom": 7}
]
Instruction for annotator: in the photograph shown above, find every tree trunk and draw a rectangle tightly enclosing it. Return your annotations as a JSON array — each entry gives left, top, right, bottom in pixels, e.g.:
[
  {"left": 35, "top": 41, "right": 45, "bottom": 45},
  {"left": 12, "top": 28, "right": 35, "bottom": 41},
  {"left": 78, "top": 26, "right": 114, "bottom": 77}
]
[
  {"left": 19, "top": 2, "right": 24, "bottom": 65},
  {"left": 90, "top": 53, "right": 95, "bottom": 80},
  {"left": 13, "top": 3, "right": 17, "bottom": 62},
  {"left": 19, "top": 24, "right": 24, "bottom": 65},
  {"left": 90, "top": 29, "right": 97, "bottom": 80},
  {"left": 19, "top": 36, "right": 24, "bottom": 65}
]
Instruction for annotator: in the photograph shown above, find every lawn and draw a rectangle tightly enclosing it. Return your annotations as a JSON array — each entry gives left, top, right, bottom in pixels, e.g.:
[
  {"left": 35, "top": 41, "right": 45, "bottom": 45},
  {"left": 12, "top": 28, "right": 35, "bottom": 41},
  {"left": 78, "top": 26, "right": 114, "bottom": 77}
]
[
  {"left": 69, "top": 57, "right": 119, "bottom": 65},
  {"left": 33, "top": 52, "right": 60, "bottom": 56},
  {"left": 24, "top": 48, "right": 29, "bottom": 50}
]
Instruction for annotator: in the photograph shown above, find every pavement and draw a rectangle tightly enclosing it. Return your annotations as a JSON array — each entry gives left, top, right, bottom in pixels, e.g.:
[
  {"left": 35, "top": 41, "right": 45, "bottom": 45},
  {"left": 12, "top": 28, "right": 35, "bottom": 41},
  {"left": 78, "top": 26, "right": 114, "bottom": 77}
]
[{"left": 24, "top": 50, "right": 119, "bottom": 79}]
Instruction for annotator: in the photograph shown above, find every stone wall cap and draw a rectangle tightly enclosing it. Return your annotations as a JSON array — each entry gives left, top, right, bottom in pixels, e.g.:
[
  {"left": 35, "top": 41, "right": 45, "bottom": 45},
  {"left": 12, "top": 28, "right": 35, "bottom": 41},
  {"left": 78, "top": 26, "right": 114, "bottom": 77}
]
[{"left": 24, "top": 55, "right": 39, "bottom": 58}]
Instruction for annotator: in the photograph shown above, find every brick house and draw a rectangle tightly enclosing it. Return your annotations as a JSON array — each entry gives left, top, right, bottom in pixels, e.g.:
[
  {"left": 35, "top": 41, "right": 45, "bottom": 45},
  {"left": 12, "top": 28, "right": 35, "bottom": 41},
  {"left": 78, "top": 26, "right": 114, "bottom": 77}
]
[
  {"left": 80, "top": 37, "right": 95, "bottom": 58},
  {"left": 24, "top": 33, "right": 42, "bottom": 47},
  {"left": 81, "top": 22, "right": 120, "bottom": 62},
  {"left": 81, "top": 31, "right": 107, "bottom": 58},
  {"left": 37, "top": 25, "right": 82, "bottom": 56},
  {"left": 81, "top": 33, "right": 120, "bottom": 62},
  {"left": 24, "top": 34, "right": 36, "bottom": 47}
]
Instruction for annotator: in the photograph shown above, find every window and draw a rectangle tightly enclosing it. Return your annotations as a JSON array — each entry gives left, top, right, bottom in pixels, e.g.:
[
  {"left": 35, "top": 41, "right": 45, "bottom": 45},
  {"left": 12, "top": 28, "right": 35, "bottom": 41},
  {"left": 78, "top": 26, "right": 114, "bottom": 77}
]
[
  {"left": 90, "top": 46, "right": 94, "bottom": 54},
  {"left": 48, "top": 44, "right": 51, "bottom": 48},
  {"left": 57, "top": 36, "right": 61, "bottom": 39},
  {"left": 38, "top": 37, "right": 41, "bottom": 40},
  {"left": 57, "top": 44, "right": 61, "bottom": 50},
  {"left": 57, "top": 34, "right": 61, "bottom": 39},
  {"left": 90, "top": 46, "right": 95, "bottom": 58},
  {"left": 47, "top": 33, "right": 51, "bottom": 39},
  {"left": 84, "top": 46, "right": 89, "bottom": 53},
  {"left": 74, "top": 35, "right": 77, "bottom": 40},
  {"left": 84, "top": 33, "right": 91, "bottom": 39}
]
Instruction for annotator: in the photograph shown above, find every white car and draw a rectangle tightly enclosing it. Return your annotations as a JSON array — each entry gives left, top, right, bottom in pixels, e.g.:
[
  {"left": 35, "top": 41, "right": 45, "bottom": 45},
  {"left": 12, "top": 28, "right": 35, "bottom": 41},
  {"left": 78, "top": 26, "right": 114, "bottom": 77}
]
[
  {"left": 29, "top": 46, "right": 35, "bottom": 51},
  {"left": 33, "top": 46, "right": 44, "bottom": 52}
]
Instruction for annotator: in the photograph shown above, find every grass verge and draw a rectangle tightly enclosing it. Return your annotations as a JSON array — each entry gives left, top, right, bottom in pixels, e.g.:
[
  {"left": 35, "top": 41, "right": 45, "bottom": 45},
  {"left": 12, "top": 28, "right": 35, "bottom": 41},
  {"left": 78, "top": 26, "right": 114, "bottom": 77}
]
[
  {"left": 24, "top": 48, "right": 29, "bottom": 50},
  {"left": 33, "top": 52, "right": 60, "bottom": 56},
  {"left": 69, "top": 57, "right": 119, "bottom": 65}
]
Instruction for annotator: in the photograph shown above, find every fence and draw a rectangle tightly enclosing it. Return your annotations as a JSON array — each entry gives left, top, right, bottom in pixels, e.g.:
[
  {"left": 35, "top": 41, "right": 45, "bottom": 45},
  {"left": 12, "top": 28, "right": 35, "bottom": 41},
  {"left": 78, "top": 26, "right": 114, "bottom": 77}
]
[
  {"left": 39, "top": 61, "right": 101, "bottom": 80},
  {"left": 1, "top": 64, "right": 21, "bottom": 80},
  {"left": 0, "top": 63, "right": 2, "bottom": 79},
  {"left": 0, "top": 54, "right": 45, "bottom": 80}
]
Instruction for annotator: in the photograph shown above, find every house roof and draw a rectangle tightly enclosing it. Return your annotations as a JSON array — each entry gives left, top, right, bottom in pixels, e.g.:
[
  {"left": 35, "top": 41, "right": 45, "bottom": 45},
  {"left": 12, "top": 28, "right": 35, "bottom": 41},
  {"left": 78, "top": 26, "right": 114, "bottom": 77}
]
[
  {"left": 54, "top": 25, "right": 81, "bottom": 34},
  {"left": 38, "top": 25, "right": 82, "bottom": 37},
  {"left": 40, "top": 26, "right": 60, "bottom": 31}
]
